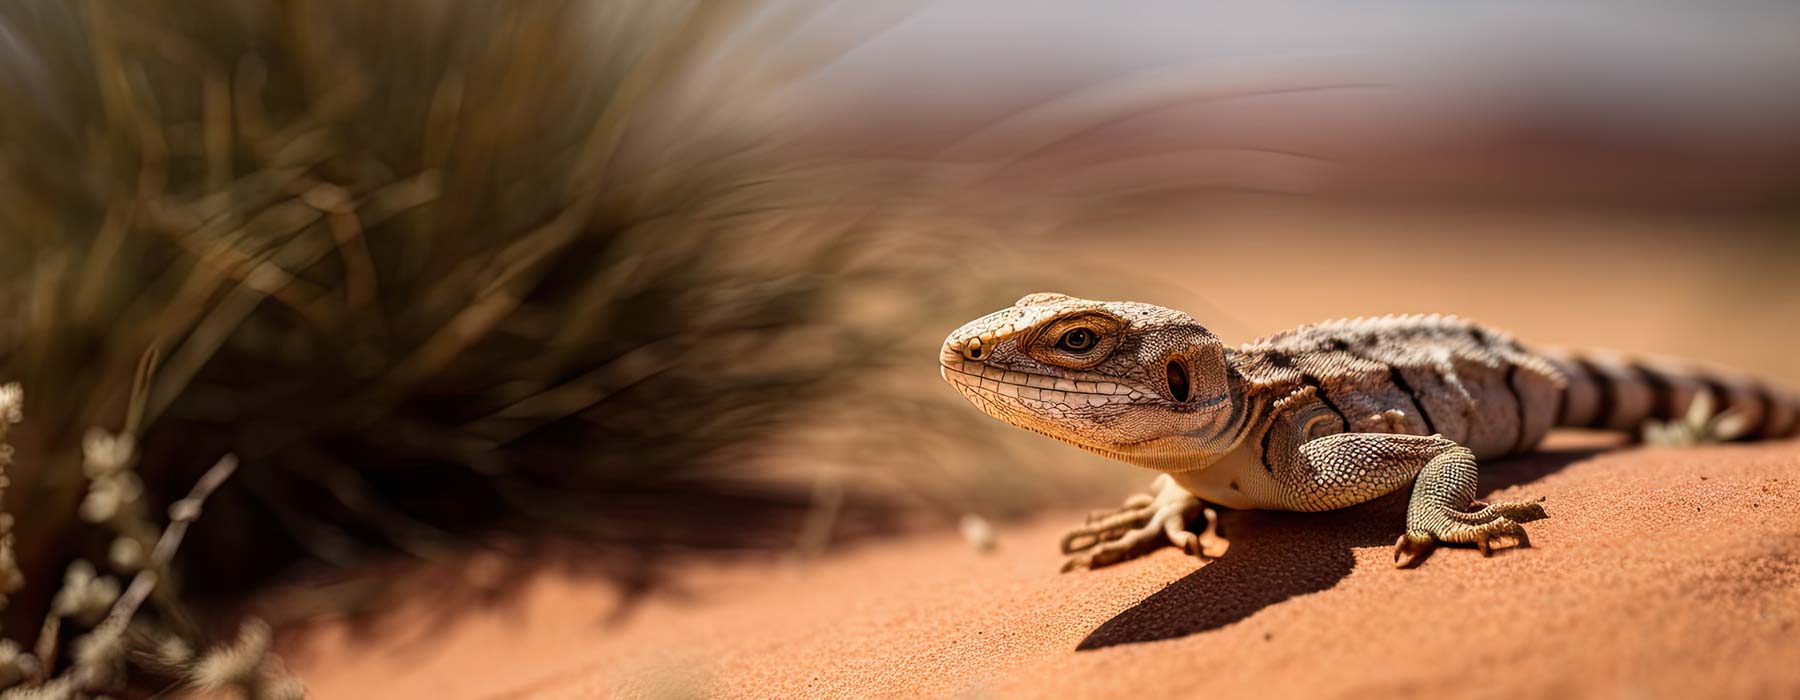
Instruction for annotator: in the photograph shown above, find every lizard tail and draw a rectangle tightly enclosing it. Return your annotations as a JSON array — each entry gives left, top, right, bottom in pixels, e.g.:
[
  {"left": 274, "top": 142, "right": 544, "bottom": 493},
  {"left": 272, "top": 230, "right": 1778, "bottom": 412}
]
[{"left": 1541, "top": 348, "right": 1800, "bottom": 440}]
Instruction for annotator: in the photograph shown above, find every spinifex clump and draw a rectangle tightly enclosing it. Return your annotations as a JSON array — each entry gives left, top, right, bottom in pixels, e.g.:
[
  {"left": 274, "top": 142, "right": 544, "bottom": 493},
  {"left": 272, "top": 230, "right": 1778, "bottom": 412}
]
[{"left": 0, "top": 2, "right": 1017, "bottom": 694}]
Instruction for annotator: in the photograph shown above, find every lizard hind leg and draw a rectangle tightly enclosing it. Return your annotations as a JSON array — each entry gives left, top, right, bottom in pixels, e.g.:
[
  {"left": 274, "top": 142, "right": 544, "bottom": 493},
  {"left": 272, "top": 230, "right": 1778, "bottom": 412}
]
[
  {"left": 1393, "top": 440, "right": 1549, "bottom": 568},
  {"left": 1060, "top": 474, "right": 1227, "bottom": 572}
]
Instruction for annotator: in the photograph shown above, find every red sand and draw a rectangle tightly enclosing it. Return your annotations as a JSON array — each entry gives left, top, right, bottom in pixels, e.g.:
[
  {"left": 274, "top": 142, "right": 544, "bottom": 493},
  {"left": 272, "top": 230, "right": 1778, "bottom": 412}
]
[{"left": 283, "top": 435, "right": 1800, "bottom": 699}]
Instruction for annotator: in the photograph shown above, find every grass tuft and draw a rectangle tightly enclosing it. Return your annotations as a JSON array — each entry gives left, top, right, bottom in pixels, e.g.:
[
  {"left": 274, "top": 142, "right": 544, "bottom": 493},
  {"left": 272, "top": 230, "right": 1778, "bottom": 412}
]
[{"left": 0, "top": 1, "right": 1123, "bottom": 683}]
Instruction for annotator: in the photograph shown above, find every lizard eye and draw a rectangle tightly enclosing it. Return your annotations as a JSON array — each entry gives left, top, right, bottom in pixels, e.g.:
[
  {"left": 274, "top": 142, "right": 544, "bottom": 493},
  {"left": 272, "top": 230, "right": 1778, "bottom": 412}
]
[
  {"left": 1026, "top": 312, "right": 1122, "bottom": 369},
  {"left": 1058, "top": 328, "right": 1097, "bottom": 352}
]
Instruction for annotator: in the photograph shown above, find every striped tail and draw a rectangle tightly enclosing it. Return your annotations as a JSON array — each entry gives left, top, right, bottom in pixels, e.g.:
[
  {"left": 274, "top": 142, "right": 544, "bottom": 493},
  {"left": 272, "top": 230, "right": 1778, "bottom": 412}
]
[{"left": 1542, "top": 349, "right": 1800, "bottom": 440}]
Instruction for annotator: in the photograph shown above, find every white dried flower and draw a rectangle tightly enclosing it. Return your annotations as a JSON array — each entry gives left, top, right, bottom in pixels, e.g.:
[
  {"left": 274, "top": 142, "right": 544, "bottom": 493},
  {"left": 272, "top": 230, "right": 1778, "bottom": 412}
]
[
  {"left": 73, "top": 626, "right": 122, "bottom": 666},
  {"left": 255, "top": 674, "right": 308, "bottom": 700},
  {"left": 72, "top": 625, "right": 126, "bottom": 689},
  {"left": 81, "top": 428, "right": 136, "bottom": 478},
  {"left": 0, "top": 639, "right": 23, "bottom": 689},
  {"left": 0, "top": 382, "right": 17, "bottom": 472},
  {"left": 11, "top": 654, "right": 37, "bottom": 684},
  {"left": 79, "top": 473, "right": 143, "bottom": 524},
  {"left": 153, "top": 635, "right": 194, "bottom": 669},
  {"left": 190, "top": 619, "right": 272, "bottom": 691},
  {"left": 0, "top": 539, "right": 22, "bottom": 595},
  {"left": 0, "top": 383, "right": 21, "bottom": 425},
  {"left": 107, "top": 537, "right": 146, "bottom": 573},
  {"left": 58, "top": 559, "right": 96, "bottom": 589},
  {"left": 79, "top": 487, "right": 121, "bottom": 523},
  {"left": 0, "top": 676, "right": 73, "bottom": 700},
  {"left": 51, "top": 560, "right": 120, "bottom": 628}
]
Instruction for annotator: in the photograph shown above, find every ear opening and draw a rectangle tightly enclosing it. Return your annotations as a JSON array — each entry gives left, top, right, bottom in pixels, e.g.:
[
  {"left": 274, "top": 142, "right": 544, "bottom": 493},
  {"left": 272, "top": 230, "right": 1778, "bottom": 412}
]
[{"left": 1166, "top": 358, "right": 1191, "bottom": 402}]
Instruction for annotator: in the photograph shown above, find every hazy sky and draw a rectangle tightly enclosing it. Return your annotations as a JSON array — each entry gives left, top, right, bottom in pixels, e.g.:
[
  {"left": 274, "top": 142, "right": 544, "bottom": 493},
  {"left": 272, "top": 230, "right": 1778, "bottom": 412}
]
[{"left": 773, "top": 2, "right": 1800, "bottom": 144}]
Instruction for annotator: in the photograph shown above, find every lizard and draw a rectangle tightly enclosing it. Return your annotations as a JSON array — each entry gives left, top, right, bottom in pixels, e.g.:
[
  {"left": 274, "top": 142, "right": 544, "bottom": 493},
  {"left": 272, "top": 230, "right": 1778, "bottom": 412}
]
[{"left": 939, "top": 293, "right": 1800, "bottom": 569}]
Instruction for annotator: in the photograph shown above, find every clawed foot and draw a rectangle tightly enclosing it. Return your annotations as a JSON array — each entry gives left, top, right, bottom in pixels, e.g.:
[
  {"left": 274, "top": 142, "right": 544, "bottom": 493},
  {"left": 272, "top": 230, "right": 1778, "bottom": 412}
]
[
  {"left": 1393, "top": 497, "right": 1549, "bottom": 568},
  {"left": 1060, "top": 474, "right": 1227, "bottom": 572}
]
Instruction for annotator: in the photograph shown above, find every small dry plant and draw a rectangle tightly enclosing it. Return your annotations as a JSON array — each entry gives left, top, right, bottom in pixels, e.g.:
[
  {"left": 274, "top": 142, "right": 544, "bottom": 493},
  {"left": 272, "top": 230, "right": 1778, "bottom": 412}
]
[{"left": 0, "top": 376, "right": 302, "bottom": 699}]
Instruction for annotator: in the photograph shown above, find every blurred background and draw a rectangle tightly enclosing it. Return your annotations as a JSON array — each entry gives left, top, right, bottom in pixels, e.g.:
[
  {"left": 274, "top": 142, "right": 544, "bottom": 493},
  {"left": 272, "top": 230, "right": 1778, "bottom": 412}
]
[{"left": 0, "top": 1, "right": 1796, "bottom": 698}]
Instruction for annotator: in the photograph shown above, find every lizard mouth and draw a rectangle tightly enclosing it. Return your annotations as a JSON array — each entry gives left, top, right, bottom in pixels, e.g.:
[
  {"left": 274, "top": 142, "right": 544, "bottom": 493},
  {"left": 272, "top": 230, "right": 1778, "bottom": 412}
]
[
  {"left": 938, "top": 361, "right": 1155, "bottom": 451},
  {"left": 939, "top": 359, "right": 1235, "bottom": 472},
  {"left": 938, "top": 361, "right": 1135, "bottom": 406}
]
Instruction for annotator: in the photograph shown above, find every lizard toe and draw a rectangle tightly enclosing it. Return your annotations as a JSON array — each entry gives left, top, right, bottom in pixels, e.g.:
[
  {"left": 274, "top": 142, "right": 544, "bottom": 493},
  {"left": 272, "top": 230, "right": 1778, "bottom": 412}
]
[
  {"left": 1487, "top": 499, "right": 1549, "bottom": 523},
  {"left": 1061, "top": 508, "right": 1153, "bottom": 554},
  {"left": 1086, "top": 493, "right": 1154, "bottom": 523},
  {"left": 1393, "top": 533, "right": 1435, "bottom": 569},
  {"left": 1061, "top": 476, "right": 1207, "bottom": 557},
  {"left": 1061, "top": 503, "right": 1219, "bottom": 572},
  {"left": 1403, "top": 507, "right": 1535, "bottom": 566}
]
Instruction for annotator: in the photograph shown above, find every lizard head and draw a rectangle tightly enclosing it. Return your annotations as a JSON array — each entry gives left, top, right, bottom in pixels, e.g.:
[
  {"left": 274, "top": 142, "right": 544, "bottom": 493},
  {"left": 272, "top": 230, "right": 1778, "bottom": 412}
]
[{"left": 939, "top": 293, "right": 1244, "bottom": 471}]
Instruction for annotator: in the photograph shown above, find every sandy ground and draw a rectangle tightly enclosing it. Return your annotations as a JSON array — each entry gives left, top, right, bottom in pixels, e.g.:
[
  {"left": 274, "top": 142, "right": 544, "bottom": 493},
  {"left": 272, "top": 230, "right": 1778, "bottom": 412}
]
[
  {"left": 280, "top": 207, "right": 1800, "bottom": 699},
  {"left": 284, "top": 434, "right": 1800, "bottom": 699}
]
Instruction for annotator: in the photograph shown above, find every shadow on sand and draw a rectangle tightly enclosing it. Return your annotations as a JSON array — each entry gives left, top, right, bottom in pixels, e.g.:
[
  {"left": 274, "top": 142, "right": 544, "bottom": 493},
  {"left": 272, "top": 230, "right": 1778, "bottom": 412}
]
[{"left": 1076, "top": 448, "right": 1602, "bottom": 650}]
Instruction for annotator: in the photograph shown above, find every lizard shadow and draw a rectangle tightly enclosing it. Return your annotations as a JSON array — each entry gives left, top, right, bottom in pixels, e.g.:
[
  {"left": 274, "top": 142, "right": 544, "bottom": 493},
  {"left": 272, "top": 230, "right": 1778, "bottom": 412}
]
[{"left": 1076, "top": 447, "right": 1604, "bottom": 650}]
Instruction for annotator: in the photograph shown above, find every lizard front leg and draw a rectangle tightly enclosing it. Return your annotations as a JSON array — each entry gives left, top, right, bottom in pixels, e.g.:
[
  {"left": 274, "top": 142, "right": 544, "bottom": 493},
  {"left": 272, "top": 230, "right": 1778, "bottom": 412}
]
[
  {"left": 1059, "top": 474, "right": 1227, "bottom": 571},
  {"left": 1284, "top": 433, "right": 1548, "bottom": 568}
]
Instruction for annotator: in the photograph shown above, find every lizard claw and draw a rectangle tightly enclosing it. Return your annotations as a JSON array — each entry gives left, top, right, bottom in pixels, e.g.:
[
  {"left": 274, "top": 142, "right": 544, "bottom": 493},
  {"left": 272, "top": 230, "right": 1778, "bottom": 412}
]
[
  {"left": 1061, "top": 507, "right": 1151, "bottom": 554},
  {"left": 1393, "top": 533, "right": 1434, "bottom": 568},
  {"left": 1163, "top": 506, "right": 1228, "bottom": 558},
  {"left": 1397, "top": 498, "right": 1545, "bottom": 568}
]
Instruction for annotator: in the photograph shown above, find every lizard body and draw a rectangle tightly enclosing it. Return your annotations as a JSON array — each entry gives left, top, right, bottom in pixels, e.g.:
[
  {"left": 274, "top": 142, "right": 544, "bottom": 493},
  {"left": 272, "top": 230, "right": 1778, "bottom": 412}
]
[{"left": 940, "top": 293, "right": 1800, "bottom": 568}]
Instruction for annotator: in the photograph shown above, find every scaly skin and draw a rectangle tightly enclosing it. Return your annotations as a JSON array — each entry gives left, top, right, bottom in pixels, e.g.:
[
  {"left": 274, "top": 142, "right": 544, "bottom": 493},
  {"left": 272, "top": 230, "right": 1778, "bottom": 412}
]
[{"left": 941, "top": 293, "right": 1800, "bottom": 569}]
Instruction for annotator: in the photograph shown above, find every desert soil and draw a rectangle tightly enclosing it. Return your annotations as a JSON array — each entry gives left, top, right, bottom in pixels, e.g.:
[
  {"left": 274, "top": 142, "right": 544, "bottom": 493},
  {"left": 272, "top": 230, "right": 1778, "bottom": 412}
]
[{"left": 283, "top": 434, "right": 1800, "bottom": 699}]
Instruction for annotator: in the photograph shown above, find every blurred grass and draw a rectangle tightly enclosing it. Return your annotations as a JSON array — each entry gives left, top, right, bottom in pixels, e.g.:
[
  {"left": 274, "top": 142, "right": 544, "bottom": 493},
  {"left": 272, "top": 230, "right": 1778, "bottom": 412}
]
[{"left": 0, "top": 0, "right": 1124, "bottom": 650}]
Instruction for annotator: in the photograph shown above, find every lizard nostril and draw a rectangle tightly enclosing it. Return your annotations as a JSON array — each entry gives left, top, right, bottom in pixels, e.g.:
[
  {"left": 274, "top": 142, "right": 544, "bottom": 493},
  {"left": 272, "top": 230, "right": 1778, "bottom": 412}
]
[{"left": 962, "top": 338, "right": 985, "bottom": 361}]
